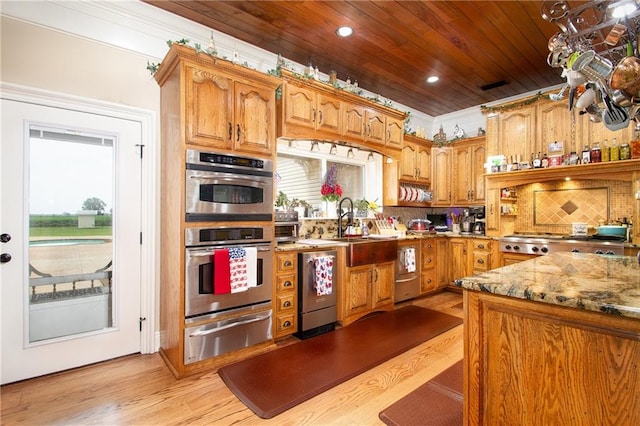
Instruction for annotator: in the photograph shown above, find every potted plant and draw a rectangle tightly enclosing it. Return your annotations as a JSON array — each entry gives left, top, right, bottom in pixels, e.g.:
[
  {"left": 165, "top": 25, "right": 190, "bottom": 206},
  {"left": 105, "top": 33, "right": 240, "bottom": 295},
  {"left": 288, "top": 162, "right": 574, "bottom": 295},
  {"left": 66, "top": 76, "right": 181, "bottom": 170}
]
[
  {"left": 354, "top": 199, "right": 370, "bottom": 217},
  {"left": 275, "top": 191, "right": 290, "bottom": 211},
  {"left": 290, "top": 198, "right": 311, "bottom": 217}
]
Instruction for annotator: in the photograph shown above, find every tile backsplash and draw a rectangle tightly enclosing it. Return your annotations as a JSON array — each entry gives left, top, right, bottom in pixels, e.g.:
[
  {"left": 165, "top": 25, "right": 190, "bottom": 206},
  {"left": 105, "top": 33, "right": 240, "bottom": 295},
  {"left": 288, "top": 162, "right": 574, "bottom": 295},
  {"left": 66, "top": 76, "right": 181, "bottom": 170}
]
[{"left": 515, "top": 179, "right": 632, "bottom": 234}]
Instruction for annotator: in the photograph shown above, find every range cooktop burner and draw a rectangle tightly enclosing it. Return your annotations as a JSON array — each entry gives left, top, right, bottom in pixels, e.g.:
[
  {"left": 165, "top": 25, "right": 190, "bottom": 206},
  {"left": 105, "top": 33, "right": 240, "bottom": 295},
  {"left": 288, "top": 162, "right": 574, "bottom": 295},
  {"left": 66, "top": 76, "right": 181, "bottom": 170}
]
[{"left": 500, "top": 234, "right": 625, "bottom": 256}]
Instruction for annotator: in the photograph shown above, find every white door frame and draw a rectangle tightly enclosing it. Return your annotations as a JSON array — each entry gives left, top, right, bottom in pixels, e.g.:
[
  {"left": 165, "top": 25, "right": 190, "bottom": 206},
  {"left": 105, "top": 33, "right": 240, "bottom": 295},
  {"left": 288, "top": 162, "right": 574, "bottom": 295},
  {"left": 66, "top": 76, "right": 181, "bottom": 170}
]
[{"left": 1, "top": 81, "right": 157, "bottom": 355}]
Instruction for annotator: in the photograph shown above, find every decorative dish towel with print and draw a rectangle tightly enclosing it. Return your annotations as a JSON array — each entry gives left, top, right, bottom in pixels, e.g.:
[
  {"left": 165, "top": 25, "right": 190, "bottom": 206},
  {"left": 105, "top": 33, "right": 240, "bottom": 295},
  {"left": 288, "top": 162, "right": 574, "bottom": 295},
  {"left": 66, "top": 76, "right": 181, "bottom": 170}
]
[
  {"left": 228, "top": 247, "right": 248, "bottom": 293},
  {"left": 245, "top": 247, "right": 258, "bottom": 288},
  {"left": 213, "top": 248, "right": 231, "bottom": 294},
  {"left": 313, "top": 255, "right": 334, "bottom": 296},
  {"left": 404, "top": 248, "right": 416, "bottom": 273}
]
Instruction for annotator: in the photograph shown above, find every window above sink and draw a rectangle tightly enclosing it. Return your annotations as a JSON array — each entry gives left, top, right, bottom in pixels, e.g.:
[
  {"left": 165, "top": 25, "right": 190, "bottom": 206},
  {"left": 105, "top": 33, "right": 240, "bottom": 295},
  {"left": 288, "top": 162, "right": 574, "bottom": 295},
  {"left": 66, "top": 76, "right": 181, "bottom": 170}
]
[{"left": 276, "top": 139, "right": 383, "bottom": 217}]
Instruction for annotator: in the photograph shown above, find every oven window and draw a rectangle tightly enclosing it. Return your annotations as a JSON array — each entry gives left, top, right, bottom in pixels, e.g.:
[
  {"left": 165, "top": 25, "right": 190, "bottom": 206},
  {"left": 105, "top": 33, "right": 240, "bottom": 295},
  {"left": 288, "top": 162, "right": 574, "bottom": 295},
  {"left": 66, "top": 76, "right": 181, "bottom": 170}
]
[
  {"left": 199, "top": 258, "right": 264, "bottom": 294},
  {"left": 199, "top": 184, "right": 264, "bottom": 205}
]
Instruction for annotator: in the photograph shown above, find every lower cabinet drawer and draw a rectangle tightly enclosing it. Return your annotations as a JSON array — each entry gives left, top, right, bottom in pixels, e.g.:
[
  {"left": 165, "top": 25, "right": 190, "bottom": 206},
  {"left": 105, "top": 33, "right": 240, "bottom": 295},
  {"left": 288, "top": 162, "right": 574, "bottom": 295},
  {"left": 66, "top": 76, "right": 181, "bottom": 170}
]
[
  {"left": 473, "top": 252, "right": 490, "bottom": 272},
  {"left": 276, "top": 293, "right": 296, "bottom": 313},
  {"left": 275, "top": 313, "right": 296, "bottom": 335}
]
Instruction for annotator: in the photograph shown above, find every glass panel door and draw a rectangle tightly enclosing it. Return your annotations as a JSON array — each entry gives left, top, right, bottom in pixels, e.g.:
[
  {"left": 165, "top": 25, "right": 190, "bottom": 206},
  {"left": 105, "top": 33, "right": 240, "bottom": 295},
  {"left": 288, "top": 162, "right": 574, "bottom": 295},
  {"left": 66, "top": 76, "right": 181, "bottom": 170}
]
[{"left": 28, "top": 128, "right": 114, "bottom": 342}]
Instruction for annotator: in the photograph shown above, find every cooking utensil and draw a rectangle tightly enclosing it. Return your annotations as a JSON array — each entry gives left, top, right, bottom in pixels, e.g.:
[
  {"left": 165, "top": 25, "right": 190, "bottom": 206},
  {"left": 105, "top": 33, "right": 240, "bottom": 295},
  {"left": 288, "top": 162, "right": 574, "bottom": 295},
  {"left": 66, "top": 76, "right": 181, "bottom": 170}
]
[
  {"left": 408, "top": 219, "right": 430, "bottom": 231},
  {"left": 596, "top": 225, "right": 627, "bottom": 238},
  {"left": 549, "top": 83, "right": 568, "bottom": 101},
  {"left": 610, "top": 55, "right": 640, "bottom": 98}
]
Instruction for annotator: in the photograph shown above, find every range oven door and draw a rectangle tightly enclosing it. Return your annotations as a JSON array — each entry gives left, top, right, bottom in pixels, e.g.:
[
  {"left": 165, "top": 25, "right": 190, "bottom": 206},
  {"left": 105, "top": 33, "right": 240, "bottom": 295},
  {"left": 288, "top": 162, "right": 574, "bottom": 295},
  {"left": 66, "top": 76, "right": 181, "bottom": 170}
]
[
  {"left": 185, "top": 149, "right": 273, "bottom": 222},
  {"left": 185, "top": 242, "right": 273, "bottom": 318}
]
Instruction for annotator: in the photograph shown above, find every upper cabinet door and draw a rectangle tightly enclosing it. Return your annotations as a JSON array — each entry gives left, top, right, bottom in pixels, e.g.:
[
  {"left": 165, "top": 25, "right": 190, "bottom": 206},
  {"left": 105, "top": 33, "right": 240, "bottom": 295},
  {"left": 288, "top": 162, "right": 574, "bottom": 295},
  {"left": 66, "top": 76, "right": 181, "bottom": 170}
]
[
  {"left": 342, "top": 102, "right": 366, "bottom": 139},
  {"left": 500, "top": 107, "right": 534, "bottom": 162},
  {"left": 536, "top": 100, "right": 572, "bottom": 157},
  {"left": 386, "top": 116, "right": 404, "bottom": 150},
  {"left": 234, "top": 80, "right": 276, "bottom": 156},
  {"left": 185, "top": 65, "right": 234, "bottom": 149},
  {"left": 283, "top": 84, "right": 316, "bottom": 130},
  {"left": 365, "top": 109, "right": 385, "bottom": 145},
  {"left": 316, "top": 94, "right": 341, "bottom": 134}
]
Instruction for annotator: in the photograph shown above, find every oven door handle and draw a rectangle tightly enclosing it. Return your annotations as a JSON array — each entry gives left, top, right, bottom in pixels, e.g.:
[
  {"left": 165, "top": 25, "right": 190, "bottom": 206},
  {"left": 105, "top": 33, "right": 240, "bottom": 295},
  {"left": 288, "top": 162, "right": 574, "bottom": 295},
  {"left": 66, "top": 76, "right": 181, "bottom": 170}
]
[
  {"left": 189, "top": 174, "right": 271, "bottom": 183},
  {"left": 188, "top": 313, "right": 271, "bottom": 337},
  {"left": 395, "top": 276, "right": 417, "bottom": 283},
  {"left": 187, "top": 246, "right": 272, "bottom": 257}
]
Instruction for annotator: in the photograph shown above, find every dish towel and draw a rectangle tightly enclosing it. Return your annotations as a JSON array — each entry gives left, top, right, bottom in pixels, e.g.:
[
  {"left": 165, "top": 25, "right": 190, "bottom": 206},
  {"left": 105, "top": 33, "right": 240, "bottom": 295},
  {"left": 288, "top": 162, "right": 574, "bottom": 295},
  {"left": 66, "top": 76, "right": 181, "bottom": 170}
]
[
  {"left": 213, "top": 248, "right": 231, "bottom": 294},
  {"left": 245, "top": 247, "right": 258, "bottom": 288},
  {"left": 313, "top": 255, "right": 334, "bottom": 296},
  {"left": 404, "top": 248, "right": 416, "bottom": 273},
  {"left": 229, "top": 247, "right": 249, "bottom": 293}
]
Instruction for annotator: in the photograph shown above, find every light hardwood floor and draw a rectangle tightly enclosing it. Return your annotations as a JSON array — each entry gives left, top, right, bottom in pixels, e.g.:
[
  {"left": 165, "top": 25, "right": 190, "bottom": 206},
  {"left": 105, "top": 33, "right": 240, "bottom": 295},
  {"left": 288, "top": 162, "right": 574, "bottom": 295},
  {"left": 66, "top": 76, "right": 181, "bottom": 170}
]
[{"left": 1, "top": 291, "right": 463, "bottom": 425}]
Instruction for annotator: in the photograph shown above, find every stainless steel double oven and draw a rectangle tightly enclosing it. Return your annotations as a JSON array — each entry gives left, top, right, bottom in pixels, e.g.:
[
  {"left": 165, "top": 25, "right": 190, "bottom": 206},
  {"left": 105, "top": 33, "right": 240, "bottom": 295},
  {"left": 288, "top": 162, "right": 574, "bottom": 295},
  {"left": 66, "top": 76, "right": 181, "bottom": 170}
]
[{"left": 183, "top": 149, "right": 275, "bottom": 365}]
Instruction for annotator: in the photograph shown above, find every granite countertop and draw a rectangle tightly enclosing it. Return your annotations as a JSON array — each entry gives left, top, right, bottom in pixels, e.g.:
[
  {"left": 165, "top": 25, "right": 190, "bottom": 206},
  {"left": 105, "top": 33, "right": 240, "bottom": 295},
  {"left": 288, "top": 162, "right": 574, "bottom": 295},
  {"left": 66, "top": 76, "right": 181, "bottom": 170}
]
[{"left": 455, "top": 252, "right": 640, "bottom": 320}]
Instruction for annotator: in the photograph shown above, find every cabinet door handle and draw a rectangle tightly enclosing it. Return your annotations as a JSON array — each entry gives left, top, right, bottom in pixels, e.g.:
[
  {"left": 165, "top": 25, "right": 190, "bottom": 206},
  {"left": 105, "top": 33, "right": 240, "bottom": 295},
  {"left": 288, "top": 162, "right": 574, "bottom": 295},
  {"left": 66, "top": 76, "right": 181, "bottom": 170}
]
[
  {"left": 426, "top": 278, "right": 432, "bottom": 284},
  {"left": 426, "top": 258, "right": 432, "bottom": 263},
  {"left": 228, "top": 122, "right": 233, "bottom": 140},
  {"left": 283, "top": 320, "right": 291, "bottom": 327},
  {"left": 477, "top": 259, "right": 485, "bottom": 264},
  {"left": 312, "top": 109, "right": 316, "bottom": 123},
  {"left": 283, "top": 280, "right": 292, "bottom": 287},
  {"left": 318, "top": 110, "right": 323, "bottom": 124},
  {"left": 478, "top": 244, "right": 485, "bottom": 249},
  {"left": 490, "top": 203, "right": 494, "bottom": 214},
  {"left": 426, "top": 244, "right": 432, "bottom": 249},
  {"left": 283, "top": 300, "right": 292, "bottom": 308},
  {"left": 236, "top": 124, "right": 241, "bottom": 141},
  {"left": 284, "top": 260, "right": 292, "bottom": 267}
]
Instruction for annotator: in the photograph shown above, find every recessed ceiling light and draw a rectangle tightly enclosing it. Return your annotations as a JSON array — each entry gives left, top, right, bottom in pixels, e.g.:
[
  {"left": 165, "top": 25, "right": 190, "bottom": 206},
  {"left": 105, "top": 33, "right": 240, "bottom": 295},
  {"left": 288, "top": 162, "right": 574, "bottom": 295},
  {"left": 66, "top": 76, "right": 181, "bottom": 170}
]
[
  {"left": 427, "top": 76, "right": 439, "bottom": 83},
  {"left": 336, "top": 26, "right": 354, "bottom": 37}
]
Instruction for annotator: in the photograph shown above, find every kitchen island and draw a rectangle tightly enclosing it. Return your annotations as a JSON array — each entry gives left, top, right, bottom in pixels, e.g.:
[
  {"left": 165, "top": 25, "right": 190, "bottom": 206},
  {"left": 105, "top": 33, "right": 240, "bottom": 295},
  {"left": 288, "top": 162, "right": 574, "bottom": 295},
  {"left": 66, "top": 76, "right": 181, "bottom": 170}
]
[{"left": 454, "top": 252, "right": 640, "bottom": 425}]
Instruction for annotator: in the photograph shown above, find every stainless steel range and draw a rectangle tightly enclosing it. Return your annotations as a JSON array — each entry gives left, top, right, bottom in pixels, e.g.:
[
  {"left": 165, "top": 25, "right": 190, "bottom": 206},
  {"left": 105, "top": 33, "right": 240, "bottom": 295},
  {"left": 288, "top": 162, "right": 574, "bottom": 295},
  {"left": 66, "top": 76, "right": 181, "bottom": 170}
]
[{"left": 499, "top": 235, "right": 625, "bottom": 256}]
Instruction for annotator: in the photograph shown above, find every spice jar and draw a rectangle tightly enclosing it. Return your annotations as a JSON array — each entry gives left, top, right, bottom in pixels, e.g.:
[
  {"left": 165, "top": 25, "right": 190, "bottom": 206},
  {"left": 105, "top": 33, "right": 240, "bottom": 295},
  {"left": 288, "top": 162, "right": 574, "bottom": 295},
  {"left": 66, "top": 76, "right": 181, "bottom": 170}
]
[{"left": 620, "top": 142, "right": 631, "bottom": 160}]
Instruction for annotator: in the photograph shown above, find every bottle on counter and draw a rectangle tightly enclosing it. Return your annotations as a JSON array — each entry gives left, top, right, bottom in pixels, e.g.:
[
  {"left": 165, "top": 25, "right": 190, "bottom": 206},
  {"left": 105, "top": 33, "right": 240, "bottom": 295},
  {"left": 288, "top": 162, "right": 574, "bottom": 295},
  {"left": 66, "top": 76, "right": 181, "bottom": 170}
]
[
  {"left": 590, "top": 141, "right": 601, "bottom": 162},
  {"left": 581, "top": 144, "right": 591, "bottom": 164},
  {"left": 541, "top": 152, "right": 549, "bottom": 168},
  {"left": 601, "top": 139, "right": 610, "bottom": 162},
  {"left": 533, "top": 152, "right": 542, "bottom": 168},
  {"left": 610, "top": 138, "right": 620, "bottom": 161},
  {"left": 569, "top": 151, "right": 579, "bottom": 165}
]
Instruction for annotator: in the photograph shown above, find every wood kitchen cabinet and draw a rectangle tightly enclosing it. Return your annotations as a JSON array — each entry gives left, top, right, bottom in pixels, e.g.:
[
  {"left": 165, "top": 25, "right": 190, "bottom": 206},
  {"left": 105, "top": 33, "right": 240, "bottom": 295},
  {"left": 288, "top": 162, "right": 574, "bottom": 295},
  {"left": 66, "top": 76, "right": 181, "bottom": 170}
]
[
  {"left": 273, "top": 252, "right": 298, "bottom": 339},
  {"left": 452, "top": 137, "right": 486, "bottom": 205},
  {"left": 340, "top": 260, "right": 394, "bottom": 326},
  {"left": 431, "top": 147, "right": 453, "bottom": 206},
  {"left": 279, "top": 69, "right": 406, "bottom": 156},
  {"left": 485, "top": 103, "right": 535, "bottom": 161},
  {"left": 182, "top": 59, "right": 278, "bottom": 156},
  {"left": 400, "top": 135, "right": 432, "bottom": 183},
  {"left": 280, "top": 82, "right": 341, "bottom": 138},
  {"left": 153, "top": 44, "right": 280, "bottom": 378},
  {"left": 420, "top": 239, "right": 437, "bottom": 294},
  {"left": 448, "top": 237, "right": 470, "bottom": 284}
]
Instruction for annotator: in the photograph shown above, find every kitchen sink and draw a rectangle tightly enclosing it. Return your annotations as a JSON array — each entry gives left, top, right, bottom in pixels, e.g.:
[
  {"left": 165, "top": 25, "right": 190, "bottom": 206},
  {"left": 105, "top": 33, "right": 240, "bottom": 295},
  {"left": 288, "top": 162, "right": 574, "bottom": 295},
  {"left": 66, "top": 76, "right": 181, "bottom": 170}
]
[{"left": 336, "top": 238, "right": 398, "bottom": 267}]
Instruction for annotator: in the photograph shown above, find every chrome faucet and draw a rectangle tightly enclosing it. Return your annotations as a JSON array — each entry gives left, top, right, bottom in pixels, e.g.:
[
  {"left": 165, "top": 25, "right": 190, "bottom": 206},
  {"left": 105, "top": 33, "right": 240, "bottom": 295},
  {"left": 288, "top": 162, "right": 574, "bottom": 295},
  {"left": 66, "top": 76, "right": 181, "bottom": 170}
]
[{"left": 337, "top": 197, "right": 354, "bottom": 238}]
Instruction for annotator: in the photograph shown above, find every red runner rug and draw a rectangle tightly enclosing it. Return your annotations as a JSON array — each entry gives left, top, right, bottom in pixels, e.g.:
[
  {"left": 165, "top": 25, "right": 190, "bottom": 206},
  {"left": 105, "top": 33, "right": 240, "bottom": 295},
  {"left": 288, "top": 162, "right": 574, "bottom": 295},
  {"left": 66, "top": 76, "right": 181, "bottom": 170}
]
[
  {"left": 379, "top": 360, "right": 463, "bottom": 426},
  {"left": 218, "top": 305, "right": 462, "bottom": 419}
]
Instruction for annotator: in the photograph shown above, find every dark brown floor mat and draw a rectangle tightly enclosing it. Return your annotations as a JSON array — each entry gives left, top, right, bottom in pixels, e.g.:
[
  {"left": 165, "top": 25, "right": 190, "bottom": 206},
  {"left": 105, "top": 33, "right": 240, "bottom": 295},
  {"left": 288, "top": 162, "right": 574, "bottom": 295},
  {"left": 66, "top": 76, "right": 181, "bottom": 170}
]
[
  {"left": 218, "top": 306, "right": 462, "bottom": 419},
  {"left": 379, "top": 360, "right": 463, "bottom": 426}
]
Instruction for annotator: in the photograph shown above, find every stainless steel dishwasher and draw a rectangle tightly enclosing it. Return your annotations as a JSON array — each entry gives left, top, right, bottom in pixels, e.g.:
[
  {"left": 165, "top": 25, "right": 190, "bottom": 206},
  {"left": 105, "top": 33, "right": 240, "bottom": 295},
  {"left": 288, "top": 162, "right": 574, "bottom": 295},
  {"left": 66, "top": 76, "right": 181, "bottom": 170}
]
[
  {"left": 296, "top": 250, "right": 337, "bottom": 340},
  {"left": 395, "top": 241, "right": 420, "bottom": 302}
]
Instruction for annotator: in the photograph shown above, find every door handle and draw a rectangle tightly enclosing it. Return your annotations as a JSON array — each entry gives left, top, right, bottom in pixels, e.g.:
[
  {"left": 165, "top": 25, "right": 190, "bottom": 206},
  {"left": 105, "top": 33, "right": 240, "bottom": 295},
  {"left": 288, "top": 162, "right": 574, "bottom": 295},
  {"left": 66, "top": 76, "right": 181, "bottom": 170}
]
[
  {"left": 188, "top": 313, "right": 271, "bottom": 337},
  {"left": 1, "top": 233, "right": 11, "bottom": 243},
  {"left": 1, "top": 253, "right": 12, "bottom": 263}
]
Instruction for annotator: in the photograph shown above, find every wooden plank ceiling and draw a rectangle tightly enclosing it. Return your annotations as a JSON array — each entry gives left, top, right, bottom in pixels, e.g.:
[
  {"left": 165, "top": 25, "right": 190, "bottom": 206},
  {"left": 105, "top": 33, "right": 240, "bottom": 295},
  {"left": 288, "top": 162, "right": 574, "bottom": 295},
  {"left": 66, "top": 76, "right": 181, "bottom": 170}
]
[{"left": 144, "top": 0, "right": 573, "bottom": 117}]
